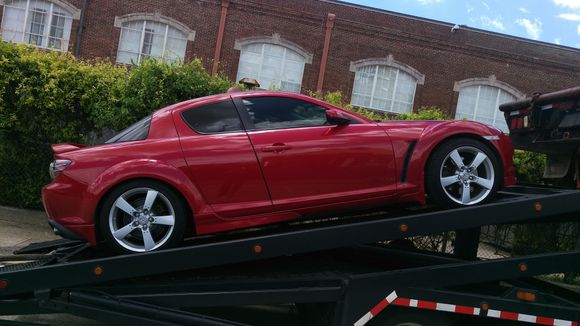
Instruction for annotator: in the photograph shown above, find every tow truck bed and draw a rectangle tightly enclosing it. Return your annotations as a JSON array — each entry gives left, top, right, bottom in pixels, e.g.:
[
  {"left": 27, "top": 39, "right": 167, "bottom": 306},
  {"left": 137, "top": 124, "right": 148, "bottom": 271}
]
[{"left": 1, "top": 185, "right": 579, "bottom": 325}]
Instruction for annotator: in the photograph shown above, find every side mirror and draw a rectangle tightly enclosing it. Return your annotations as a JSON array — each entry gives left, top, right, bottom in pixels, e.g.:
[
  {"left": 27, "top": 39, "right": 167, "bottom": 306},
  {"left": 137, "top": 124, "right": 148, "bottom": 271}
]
[{"left": 326, "top": 110, "right": 351, "bottom": 126}]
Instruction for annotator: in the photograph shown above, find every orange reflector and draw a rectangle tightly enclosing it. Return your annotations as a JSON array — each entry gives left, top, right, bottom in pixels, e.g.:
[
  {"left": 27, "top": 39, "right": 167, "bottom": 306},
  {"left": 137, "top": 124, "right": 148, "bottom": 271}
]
[
  {"left": 94, "top": 266, "right": 103, "bottom": 276},
  {"left": 400, "top": 224, "right": 408, "bottom": 232},
  {"left": 534, "top": 202, "right": 542, "bottom": 212},
  {"left": 516, "top": 291, "right": 537, "bottom": 302},
  {"left": 254, "top": 244, "right": 262, "bottom": 254},
  {"left": 519, "top": 263, "right": 528, "bottom": 272},
  {"left": 480, "top": 303, "right": 489, "bottom": 311},
  {"left": 0, "top": 280, "right": 7, "bottom": 289}
]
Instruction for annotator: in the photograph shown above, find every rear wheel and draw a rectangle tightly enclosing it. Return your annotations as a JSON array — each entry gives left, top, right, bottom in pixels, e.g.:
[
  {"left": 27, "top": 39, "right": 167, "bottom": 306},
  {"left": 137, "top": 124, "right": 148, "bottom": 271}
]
[
  {"left": 426, "top": 138, "right": 501, "bottom": 208},
  {"left": 99, "top": 180, "right": 187, "bottom": 254}
]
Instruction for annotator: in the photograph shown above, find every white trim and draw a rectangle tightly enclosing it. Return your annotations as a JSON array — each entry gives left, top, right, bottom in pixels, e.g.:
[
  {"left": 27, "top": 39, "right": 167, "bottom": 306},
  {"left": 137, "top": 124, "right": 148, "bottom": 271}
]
[
  {"left": 349, "top": 55, "right": 425, "bottom": 85},
  {"left": 114, "top": 13, "right": 195, "bottom": 41},
  {"left": 350, "top": 63, "right": 418, "bottom": 114},
  {"left": 453, "top": 76, "right": 525, "bottom": 99},
  {"left": 136, "top": 20, "right": 147, "bottom": 64},
  {"left": 0, "top": 0, "right": 81, "bottom": 19},
  {"left": 20, "top": 0, "right": 31, "bottom": 43},
  {"left": 2, "top": 0, "right": 74, "bottom": 51},
  {"left": 43, "top": 2, "right": 54, "bottom": 48},
  {"left": 234, "top": 33, "right": 313, "bottom": 64}
]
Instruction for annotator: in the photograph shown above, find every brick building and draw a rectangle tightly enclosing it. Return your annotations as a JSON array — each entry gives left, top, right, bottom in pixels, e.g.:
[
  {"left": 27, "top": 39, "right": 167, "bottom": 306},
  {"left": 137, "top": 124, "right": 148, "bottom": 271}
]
[{"left": 1, "top": 0, "right": 579, "bottom": 131}]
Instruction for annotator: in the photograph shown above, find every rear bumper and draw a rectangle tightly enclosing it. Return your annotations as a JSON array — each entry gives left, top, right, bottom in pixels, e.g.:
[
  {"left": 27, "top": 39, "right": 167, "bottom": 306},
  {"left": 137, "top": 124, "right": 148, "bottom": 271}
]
[
  {"left": 48, "top": 219, "right": 85, "bottom": 241},
  {"left": 42, "top": 179, "right": 98, "bottom": 246}
]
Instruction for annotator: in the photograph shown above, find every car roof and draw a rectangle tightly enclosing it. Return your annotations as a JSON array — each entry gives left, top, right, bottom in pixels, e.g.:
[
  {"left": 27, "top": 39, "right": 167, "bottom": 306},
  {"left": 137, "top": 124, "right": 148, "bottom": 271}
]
[{"left": 154, "top": 91, "right": 317, "bottom": 115}]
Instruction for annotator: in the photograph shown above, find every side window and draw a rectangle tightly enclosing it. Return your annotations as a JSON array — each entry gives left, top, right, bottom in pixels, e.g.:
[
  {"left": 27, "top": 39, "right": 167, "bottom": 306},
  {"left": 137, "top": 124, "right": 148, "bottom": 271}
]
[
  {"left": 181, "top": 100, "right": 243, "bottom": 134},
  {"left": 242, "top": 97, "right": 328, "bottom": 131}
]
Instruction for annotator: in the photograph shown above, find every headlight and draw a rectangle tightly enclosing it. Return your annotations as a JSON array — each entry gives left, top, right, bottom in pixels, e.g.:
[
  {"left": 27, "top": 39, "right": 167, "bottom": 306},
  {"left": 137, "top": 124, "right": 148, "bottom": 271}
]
[{"left": 49, "top": 160, "right": 71, "bottom": 179}]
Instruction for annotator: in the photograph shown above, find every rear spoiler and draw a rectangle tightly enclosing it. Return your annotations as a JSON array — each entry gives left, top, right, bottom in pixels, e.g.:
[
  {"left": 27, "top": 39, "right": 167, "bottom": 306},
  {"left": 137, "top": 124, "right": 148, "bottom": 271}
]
[{"left": 51, "top": 143, "right": 86, "bottom": 155}]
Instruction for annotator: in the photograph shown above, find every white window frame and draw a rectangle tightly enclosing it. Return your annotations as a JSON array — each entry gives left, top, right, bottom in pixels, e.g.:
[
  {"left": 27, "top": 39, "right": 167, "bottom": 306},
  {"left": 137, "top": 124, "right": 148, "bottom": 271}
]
[
  {"left": 0, "top": 0, "right": 78, "bottom": 51},
  {"left": 352, "top": 65, "right": 417, "bottom": 113},
  {"left": 236, "top": 43, "right": 306, "bottom": 92},
  {"left": 117, "top": 21, "right": 175, "bottom": 64},
  {"left": 454, "top": 77, "right": 525, "bottom": 132},
  {"left": 349, "top": 56, "right": 425, "bottom": 114},
  {"left": 114, "top": 14, "right": 195, "bottom": 65},
  {"left": 234, "top": 34, "right": 313, "bottom": 93}
]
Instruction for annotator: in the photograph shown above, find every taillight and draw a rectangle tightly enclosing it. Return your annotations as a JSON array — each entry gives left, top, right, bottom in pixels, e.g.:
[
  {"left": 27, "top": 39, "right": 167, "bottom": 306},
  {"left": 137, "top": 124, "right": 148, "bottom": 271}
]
[
  {"left": 509, "top": 110, "right": 530, "bottom": 131},
  {"left": 49, "top": 160, "right": 71, "bottom": 179}
]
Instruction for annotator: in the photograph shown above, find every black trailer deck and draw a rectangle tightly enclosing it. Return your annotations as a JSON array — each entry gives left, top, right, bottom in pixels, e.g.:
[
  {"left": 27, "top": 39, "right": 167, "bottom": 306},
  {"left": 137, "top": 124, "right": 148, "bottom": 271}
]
[{"left": 1, "top": 185, "right": 580, "bottom": 325}]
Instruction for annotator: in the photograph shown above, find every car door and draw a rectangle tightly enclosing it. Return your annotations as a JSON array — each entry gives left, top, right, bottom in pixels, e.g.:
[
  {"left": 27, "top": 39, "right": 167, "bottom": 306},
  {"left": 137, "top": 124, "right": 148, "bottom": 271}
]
[
  {"left": 174, "top": 97, "right": 273, "bottom": 218},
  {"left": 236, "top": 95, "right": 397, "bottom": 211}
]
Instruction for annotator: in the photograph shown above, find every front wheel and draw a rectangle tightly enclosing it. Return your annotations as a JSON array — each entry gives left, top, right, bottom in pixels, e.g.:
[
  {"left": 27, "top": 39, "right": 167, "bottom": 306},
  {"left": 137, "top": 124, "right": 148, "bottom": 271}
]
[
  {"left": 426, "top": 138, "right": 501, "bottom": 208},
  {"left": 99, "top": 180, "right": 187, "bottom": 254}
]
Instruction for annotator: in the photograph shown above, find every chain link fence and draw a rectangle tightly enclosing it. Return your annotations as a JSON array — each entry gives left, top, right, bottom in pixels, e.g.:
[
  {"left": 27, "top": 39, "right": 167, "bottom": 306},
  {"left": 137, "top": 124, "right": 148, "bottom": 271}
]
[{"left": 404, "top": 221, "right": 580, "bottom": 284}]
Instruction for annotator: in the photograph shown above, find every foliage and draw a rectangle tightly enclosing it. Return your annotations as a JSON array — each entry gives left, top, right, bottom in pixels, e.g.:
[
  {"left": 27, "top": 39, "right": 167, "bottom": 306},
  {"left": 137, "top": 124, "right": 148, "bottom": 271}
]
[
  {"left": 0, "top": 42, "right": 232, "bottom": 208},
  {"left": 396, "top": 106, "right": 450, "bottom": 121},
  {"left": 512, "top": 150, "right": 545, "bottom": 184},
  {"left": 308, "top": 90, "right": 449, "bottom": 121}
]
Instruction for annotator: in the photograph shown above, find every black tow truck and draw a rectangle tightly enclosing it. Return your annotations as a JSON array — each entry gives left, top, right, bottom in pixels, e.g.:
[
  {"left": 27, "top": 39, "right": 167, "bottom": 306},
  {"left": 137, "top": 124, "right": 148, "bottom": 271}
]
[{"left": 1, "top": 87, "right": 580, "bottom": 326}]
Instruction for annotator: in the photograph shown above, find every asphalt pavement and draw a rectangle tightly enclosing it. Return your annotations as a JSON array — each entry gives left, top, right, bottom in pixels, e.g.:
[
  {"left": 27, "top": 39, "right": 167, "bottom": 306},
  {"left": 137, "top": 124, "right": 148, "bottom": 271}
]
[{"left": 0, "top": 206, "right": 108, "bottom": 325}]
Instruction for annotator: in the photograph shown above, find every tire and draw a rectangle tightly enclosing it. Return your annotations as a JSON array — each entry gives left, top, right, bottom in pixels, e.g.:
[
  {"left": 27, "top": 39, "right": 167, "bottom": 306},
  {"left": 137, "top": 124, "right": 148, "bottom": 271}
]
[
  {"left": 99, "top": 180, "right": 187, "bottom": 254},
  {"left": 426, "top": 138, "right": 501, "bottom": 208}
]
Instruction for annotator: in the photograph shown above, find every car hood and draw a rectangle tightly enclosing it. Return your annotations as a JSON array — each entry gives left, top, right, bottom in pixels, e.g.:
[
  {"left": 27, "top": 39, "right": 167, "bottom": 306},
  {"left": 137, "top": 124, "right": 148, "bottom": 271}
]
[{"left": 376, "top": 120, "right": 449, "bottom": 129}]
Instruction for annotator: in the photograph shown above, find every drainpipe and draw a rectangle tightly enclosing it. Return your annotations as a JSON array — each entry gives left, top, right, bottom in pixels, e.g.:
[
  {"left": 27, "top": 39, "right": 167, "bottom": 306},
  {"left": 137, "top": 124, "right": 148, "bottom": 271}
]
[
  {"left": 212, "top": 0, "right": 229, "bottom": 75},
  {"left": 316, "top": 13, "right": 336, "bottom": 93},
  {"left": 73, "top": 0, "right": 89, "bottom": 57}
]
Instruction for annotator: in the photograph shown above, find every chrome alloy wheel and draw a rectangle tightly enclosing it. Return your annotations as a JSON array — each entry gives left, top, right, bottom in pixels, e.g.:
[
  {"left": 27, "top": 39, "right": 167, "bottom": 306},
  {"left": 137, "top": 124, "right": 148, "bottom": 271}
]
[
  {"left": 439, "top": 146, "right": 495, "bottom": 206},
  {"left": 108, "top": 187, "right": 176, "bottom": 252}
]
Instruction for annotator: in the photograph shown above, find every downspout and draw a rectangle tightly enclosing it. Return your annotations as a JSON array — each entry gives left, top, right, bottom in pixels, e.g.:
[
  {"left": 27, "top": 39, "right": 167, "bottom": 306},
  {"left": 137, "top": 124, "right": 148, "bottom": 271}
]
[
  {"left": 211, "top": 0, "right": 229, "bottom": 75},
  {"left": 73, "top": 0, "right": 88, "bottom": 57},
  {"left": 316, "top": 13, "right": 336, "bottom": 93}
]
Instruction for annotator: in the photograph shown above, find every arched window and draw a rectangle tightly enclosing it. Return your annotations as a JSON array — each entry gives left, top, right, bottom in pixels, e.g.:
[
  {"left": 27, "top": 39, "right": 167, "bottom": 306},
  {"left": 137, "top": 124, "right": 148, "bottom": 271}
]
[
  {"left": 1, "top": 0, "right": 77, "bottom": 51},
  {"left": 350, "top": 58, "right": 424, "bottom": 114},
  {"left": 454, "top": 79, "right": 523, "bottom": 132},
  {"left": 236, "top": 43, "right": 306, "bottom": 93},
  {"left": 234, "top": 35, "right": 312, "bottom": 93},
  {"left": 115, "top": 16, "right": 192, "bottom": 64}
]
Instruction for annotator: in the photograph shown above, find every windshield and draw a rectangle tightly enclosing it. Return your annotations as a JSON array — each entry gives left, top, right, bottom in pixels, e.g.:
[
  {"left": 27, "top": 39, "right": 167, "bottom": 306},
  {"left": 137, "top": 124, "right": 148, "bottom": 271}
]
[{"left": 105, "top": 115, "right": 152, "bottom": 144}]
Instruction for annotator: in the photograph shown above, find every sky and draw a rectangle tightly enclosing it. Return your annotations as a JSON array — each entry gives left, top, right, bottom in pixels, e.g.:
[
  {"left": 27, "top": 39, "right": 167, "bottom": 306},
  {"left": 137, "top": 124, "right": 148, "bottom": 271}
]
[{"left": 344, "top": 0, "right": 580, "bottom": 49}]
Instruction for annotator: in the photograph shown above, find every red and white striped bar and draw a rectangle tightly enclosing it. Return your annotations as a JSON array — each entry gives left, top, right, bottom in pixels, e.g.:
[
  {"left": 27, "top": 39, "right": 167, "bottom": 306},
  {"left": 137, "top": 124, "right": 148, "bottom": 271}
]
[
  {"left": 355, "top": 291, "right": 579, "bottom": 326},
  {"left": 486, "top": 309, "right": 578, "bottom": 326},
  {"left": 354, "top": 291, "right": 398, "bottom": 326},
  {"left": 391, "top": 297, "right": 481, "bottom": 316}
]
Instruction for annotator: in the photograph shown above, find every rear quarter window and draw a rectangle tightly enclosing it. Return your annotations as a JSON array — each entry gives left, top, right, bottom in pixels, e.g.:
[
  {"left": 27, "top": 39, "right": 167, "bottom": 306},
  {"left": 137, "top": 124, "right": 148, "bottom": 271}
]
[{"left": 105, "top": 115, "right": 152, "bottom": 144}]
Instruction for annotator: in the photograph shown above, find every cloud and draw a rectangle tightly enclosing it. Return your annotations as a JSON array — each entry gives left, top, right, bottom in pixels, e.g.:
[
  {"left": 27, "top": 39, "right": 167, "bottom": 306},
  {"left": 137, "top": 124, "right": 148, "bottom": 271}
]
[
  {"left": 519, "top": 7, "right": 529, "bottom": 13},
  {"left": 553, "top": 0, "right": 580, "bottom": 9},
  {"left": 554, "top": 37, "right": 561, "bottom": 44},
  {"left": 515, "top": 18, "right": 543, "bottom": 40},
  {"left": 558, "top": 13, "right": 580, "bottom": 21},
  {"left": 482, "top": 1, "right": 490, "bottom": 10},
  {"left": 481, "top": 16, "right": 506, "bottom": 31},
  {"left": 417, "top": 0, "right": 442, "bottom": 4}
]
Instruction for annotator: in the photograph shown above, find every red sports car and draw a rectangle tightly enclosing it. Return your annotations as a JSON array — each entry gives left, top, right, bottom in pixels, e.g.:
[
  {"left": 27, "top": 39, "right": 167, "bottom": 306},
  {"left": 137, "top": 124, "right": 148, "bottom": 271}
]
[{"left": 42, "top": 91, "right": 515, "bottom": 253}]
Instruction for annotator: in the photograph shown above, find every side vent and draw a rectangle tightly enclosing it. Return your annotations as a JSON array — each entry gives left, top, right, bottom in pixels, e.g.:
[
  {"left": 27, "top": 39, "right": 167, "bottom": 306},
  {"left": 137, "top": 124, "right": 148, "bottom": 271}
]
[{"left": 400, "top": 141, "right": 417, "bottom": 183}]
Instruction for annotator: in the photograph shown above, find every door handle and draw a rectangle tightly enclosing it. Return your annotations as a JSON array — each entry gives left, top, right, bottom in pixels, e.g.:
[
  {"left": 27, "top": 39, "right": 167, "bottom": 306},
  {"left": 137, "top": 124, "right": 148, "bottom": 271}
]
[{"left": 261, "top": 143, "right": 291, "bottom": 153}]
